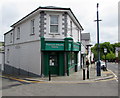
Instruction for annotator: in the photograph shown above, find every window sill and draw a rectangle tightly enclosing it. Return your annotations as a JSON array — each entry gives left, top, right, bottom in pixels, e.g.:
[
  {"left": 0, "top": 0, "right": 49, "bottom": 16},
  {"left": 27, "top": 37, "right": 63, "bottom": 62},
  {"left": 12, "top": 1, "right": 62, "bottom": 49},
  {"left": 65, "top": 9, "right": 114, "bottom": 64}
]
[
  {"left": 16, "top": 38, "right": 20, "bottom": 40},
  {"left": 30, "top": 33, "right": 35, "bottom": 36},
  {"left": 49, "top": 33, "right": 60, "bottom": 35},
  {"left": 7, "top": 61, "right": 9, "bottom": 63}
]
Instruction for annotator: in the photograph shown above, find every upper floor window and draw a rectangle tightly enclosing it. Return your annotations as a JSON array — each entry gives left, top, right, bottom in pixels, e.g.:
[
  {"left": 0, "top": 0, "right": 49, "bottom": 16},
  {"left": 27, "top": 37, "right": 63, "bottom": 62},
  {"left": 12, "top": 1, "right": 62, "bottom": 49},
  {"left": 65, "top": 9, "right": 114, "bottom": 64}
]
[
  {"left": 50, "top": 15, "right": 59, "bottom": 34},
  {"left": 77, "top": 29, "right": 79, "bottom": 42},
  {"left": 17, "top": 27, "right": 20, "bottom": 39},
  {"left": 10, "top": 33, "right": 13, "bottom": 43},
  {"left": 7, "top": 48, "right": 9, "bottom": 63},
  {"left": 31, "top": 19, "right": 35, "bottom": 35},
  {"left": 70, "top": 21, "right": 72, "bottom": 36}
]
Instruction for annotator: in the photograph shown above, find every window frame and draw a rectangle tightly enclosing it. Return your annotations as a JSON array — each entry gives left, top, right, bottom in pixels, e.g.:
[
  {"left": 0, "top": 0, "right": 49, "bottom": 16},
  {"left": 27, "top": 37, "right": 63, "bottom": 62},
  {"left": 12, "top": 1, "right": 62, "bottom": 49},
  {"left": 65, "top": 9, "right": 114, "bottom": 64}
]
[
  {"left": 70, "top": 21, "right": 73, "bottom": 37},
  {"left": 17, "top": 27, "right": 20, "bottom": 40},
  {"left": 77, "top": 29, "right": 79, "bottom": 42},
  {"left": 7, "top": 48, "right": 9, "bottom": 63},
  {"left": 49, "top": 15, "right": 59, "bottom": 34},
  {"left": 30, "top": 19, "right": 35, "bottom": 35},
  {"left": 10, "top": 33, "right": 13, "bottom": 43}
]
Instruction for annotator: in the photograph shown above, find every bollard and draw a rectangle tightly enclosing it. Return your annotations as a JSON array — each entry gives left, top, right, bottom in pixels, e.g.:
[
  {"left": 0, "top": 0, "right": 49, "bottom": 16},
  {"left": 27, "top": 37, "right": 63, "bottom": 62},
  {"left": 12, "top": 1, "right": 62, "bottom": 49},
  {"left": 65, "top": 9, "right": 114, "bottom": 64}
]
[
  {"left": 87, "top": 68, "right": 89, "bottom": 79},
  {"left": 83, "top": 68, "right": 85, "bottom": 80},
  {"left": 49, "top": 70, "right": 51, "bottom": 81}
]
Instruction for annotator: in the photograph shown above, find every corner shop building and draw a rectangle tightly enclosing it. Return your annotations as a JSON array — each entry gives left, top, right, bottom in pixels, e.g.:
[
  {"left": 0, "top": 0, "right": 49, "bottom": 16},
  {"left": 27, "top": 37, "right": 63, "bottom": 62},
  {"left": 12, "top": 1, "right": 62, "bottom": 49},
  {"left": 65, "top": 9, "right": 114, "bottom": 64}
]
[
  {"left": 41, "top": 37, "right": 81, "bottom": 76},
  {"left": 4, "top": 6, "right": 83, "bottom": 77}
]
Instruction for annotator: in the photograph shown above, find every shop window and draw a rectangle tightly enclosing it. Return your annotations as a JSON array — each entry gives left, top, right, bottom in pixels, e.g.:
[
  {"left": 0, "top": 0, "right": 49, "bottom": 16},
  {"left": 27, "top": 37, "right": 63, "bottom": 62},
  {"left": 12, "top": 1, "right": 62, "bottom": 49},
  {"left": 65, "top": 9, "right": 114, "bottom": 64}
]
[
  {"left": 69, "top": 52, "right": 77, "bottom": 66},
  {"left": 71, "top": 52, "right": 75, "bottom": 65},
  {"left": 50, "top": 15, "right": 59, "bottom": 34},
  {"left": 68, "top": 52, "right": 76, "bottom": 67},
  {"left": 49, "top": 55, "right": 58, "bottom": 66}
]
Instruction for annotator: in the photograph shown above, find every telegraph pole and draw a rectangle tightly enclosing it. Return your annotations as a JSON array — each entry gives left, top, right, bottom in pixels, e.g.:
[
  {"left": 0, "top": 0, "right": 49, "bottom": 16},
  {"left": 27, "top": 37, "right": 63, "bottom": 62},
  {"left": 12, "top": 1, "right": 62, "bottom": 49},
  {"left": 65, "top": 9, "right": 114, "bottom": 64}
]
[{"left": 94, "top": 3, "right": 102, "bottom": 76}]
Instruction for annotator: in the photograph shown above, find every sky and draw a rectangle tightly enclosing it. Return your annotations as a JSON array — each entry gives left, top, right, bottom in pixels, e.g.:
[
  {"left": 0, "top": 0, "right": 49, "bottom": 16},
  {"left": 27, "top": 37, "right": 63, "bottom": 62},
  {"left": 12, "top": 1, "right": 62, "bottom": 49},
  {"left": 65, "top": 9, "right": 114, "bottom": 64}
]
[{"left": 0, "top": 0, "right": 119, "bottom": 45}]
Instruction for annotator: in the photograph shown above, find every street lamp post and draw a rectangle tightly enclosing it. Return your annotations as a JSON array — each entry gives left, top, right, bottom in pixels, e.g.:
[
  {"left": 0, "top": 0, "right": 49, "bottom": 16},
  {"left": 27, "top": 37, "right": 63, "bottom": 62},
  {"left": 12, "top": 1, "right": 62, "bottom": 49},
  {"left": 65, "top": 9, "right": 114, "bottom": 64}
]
[
  {"left": 104, "top": 48, "right": 107, "bottom": 71},
  {"left": 94, "top": 3, "right": 102, "bottom": 76}
]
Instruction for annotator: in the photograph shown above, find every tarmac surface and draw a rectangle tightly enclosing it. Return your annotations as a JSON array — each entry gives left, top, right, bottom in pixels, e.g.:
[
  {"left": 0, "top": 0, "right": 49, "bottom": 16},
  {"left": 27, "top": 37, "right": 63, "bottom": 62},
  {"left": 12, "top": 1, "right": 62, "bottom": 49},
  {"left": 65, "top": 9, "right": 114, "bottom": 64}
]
[{"left": 1, "top": 64, "right": 117, "bottom": 84}]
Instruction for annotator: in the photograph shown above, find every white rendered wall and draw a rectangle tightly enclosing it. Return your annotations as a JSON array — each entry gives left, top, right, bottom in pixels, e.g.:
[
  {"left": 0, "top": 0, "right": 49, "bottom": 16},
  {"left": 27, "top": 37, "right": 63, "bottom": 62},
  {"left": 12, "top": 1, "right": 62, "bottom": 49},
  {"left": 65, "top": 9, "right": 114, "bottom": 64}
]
[
  {"left": 14, "top": 13, "right": 40, "bottom": 44},
  {"left": 67, "top": 15, "right": 81, "bottom": 70},
  {"left": 67, "top": 15, "right": 80, "bottom": 42},
  {"left": 82, "top": 40, "right": 90, "bottom": 47},
  {"left": 4, "top": 30, "right": 14, "bottom": 46},
  {"left": 5, "top": 41, "right": 41, "bottom": 75},
  {"left": 4, "top": 12, "right": 41, "bottom": 75},
  {"left": 0, "top": 52, "right": 4, "bottom": 71},
  {"left": 81, "top": 43, "right": 86, "bottom": 54}
]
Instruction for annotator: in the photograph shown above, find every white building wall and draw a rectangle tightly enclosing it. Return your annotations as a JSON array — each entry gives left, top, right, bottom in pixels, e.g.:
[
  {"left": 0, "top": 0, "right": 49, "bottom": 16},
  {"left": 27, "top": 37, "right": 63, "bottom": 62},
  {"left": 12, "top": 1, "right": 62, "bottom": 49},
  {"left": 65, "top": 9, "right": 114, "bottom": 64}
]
[
  {"left": 67, "top": 15, "right": 81, "bottom": 70},
  {"left": 4, "top": 30, "right": 14, "bottom": 46},
  {"left": 0, "top": 52, "right": 4, "bottom": 71},
  {"left": 81, "top": 44, "right": 86, "bottom": 54},
  {"left": 14, "top": 13, "right": 40, "bottom": 44},
  {"left": 82, "top": 40, "right": 90, "bottom": 47},
  {"left": 4, "top": 12, "right": 41, "bottom": 75},
  {"left": 67, "top": 15, "right": 79, "bottom": 42},
  {"left": 77, "top": 52, "right": 81, "bottom": 70},
  {"left": 5, "top": 41, "right": 41, "bottom": 75}
]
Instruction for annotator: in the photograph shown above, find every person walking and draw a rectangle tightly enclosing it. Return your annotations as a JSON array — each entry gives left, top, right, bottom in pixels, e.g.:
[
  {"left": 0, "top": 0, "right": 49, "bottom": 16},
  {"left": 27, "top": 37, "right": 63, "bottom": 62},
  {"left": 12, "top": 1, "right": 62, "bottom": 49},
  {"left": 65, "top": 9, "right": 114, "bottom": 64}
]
[
  {"left": 86, "top": 59, "right": 90, "bottom": 79},
  {"left": 86, "top": 59, "right": 89, "bottom": 68}
]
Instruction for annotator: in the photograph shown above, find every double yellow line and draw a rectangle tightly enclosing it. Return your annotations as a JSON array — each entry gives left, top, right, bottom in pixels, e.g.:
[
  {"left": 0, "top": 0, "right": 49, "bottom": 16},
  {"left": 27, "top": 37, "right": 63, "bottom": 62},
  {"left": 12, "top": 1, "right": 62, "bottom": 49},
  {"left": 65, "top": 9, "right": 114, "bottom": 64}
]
[
  {"left": 1, "top": 75, "right": 45, "bottom": 83},
  {"left": 0, "top": 70, "right": 117, "bottom": 84}
]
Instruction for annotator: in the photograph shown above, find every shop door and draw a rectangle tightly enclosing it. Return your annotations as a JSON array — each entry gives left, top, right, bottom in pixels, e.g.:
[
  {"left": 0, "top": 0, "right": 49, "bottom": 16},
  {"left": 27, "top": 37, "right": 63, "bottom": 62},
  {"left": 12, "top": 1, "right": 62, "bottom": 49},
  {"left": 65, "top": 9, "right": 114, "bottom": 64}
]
[{"left": 49, "top": 53, "right": 59, "bottom": 75}]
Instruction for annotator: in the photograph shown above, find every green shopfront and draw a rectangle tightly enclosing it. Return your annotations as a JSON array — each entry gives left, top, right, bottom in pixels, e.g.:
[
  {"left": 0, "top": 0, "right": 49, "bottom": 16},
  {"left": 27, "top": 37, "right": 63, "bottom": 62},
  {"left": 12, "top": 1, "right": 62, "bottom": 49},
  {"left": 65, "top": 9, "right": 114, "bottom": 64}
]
[{"left": 41, "top": 37, "right": 81, "bottom": 76}]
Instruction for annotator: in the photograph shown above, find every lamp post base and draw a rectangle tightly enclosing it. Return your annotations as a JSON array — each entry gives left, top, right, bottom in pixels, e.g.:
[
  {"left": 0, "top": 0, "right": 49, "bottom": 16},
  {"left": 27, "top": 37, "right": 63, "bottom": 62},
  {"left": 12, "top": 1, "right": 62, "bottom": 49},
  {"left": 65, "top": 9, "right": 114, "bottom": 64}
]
[{"left": 96, "top": 61, "right": 101, "bottom": 76}]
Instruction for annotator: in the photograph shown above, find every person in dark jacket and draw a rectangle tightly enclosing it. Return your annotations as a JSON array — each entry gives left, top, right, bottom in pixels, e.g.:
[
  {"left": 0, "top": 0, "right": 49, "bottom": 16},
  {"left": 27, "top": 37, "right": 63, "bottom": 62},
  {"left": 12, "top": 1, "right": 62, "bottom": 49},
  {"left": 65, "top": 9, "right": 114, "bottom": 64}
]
[{"left": 86, "top": 59, "right": 89, "bottom": 68}]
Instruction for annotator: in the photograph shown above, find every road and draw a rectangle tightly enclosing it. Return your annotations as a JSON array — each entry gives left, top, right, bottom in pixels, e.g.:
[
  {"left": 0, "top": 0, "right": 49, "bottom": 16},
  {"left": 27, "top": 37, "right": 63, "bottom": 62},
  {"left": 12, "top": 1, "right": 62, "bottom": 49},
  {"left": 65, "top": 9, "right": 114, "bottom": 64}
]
[
  {"left": 107, "top": 63, "right": 118, "bottom": 77},
  {"left": 1, "top": 63, "right": 118, "bottom": 96}
]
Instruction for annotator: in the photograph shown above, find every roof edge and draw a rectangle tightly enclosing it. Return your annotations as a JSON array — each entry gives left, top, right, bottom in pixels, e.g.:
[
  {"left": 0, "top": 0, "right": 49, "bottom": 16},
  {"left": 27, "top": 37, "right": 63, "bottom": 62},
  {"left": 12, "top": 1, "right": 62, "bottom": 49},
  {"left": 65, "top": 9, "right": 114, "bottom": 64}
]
[
  {"left": 4, "top": 29, "right": 14, "bottom": 35},
  {"left": 10, "top": 6, "right": 71, "bottom": 27}
]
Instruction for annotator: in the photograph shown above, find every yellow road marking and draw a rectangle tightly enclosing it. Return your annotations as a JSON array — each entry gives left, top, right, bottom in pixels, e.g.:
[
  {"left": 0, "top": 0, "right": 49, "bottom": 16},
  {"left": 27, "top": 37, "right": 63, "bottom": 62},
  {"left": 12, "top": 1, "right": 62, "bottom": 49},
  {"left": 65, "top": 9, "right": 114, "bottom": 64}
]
[
  {"left": 1, "top": 70, "right": 117, "bottom": 84},
  {"left": 31, "top": 76, "right": 116, "bottom": 84},
  {"left": 102, "top": 71, "right": 111, "bottom": 74},
  {"left": 1, "top": 75, "right": 45, "bottom": 83}
]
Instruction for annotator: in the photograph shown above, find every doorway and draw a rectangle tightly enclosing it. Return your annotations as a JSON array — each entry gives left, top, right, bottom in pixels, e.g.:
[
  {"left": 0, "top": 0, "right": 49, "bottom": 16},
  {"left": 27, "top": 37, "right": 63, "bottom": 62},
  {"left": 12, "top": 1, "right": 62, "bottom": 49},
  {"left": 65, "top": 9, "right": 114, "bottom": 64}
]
[{"left": 49, "top": 52, "right": 59, "bottom": 75}]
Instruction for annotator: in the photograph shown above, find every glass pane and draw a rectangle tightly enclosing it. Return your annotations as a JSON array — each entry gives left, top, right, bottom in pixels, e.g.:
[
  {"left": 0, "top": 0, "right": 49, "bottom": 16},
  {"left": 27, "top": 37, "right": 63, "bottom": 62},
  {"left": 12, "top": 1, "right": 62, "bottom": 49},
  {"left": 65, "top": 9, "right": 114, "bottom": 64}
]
[
  {"left": 50, "top": 15, "right": 58, "bottom": 24},
  {"left": 71, "top": 52, "right": 75, "bottom": 64},
  {"left": 49, "top": 55, "right": 58, "bottom": 66},
  {"left": 50, "top": 25, "right": 58, "bottom": 33}
]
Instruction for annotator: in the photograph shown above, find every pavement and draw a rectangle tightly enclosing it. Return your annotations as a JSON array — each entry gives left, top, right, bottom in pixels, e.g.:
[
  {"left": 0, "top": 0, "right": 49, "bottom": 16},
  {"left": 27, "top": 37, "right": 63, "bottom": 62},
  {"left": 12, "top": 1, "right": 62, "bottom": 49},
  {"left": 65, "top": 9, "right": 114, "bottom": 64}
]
[{"left": 1, "top": 64, "right": 117, "bottom": 84}]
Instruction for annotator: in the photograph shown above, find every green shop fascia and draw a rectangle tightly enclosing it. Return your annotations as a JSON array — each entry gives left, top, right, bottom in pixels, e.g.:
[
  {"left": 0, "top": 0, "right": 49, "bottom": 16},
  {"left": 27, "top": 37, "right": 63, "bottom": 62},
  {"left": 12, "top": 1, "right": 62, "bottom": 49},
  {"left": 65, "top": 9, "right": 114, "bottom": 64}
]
[{"left": 41, "top": 37, "right": 81, "bottom": 76}]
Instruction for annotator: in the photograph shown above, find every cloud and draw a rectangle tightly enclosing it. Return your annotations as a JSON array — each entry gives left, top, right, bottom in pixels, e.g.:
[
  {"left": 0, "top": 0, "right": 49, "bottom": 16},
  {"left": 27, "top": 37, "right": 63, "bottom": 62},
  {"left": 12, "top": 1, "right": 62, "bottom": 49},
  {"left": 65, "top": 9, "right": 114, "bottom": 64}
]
[
  {"left": 2, "top": 2, "right": 22, "bottom": 24},
  {"left": 0, "top": 0, "right": 119, "bottom": 44}
]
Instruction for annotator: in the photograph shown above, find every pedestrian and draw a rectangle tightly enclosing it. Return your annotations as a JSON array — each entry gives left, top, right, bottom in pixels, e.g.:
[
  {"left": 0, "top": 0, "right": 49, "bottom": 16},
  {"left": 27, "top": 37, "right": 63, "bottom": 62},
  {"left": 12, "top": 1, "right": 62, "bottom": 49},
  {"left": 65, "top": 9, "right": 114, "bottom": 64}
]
[
  {"left": 86, "top": 59, "right": 89, "bottom": 68},
  {"left": 86, "top": 59, "right": 90, "bottom": 79}
]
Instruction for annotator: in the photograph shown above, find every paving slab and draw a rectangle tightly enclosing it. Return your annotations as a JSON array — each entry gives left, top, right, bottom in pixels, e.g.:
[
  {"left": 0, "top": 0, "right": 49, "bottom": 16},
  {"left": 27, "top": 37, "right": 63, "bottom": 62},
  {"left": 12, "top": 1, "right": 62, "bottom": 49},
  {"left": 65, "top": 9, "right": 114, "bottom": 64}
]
[{"left": 1, "top": 64, "right": 115, "bottom": 83}]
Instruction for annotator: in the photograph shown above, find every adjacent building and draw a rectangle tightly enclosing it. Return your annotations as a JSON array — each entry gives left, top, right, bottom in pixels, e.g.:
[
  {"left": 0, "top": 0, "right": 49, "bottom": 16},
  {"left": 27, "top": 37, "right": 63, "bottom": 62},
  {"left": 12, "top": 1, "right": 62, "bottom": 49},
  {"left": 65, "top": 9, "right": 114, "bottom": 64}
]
[
  {"left": 4, "top": 6, "right": 83, "bottom": 77},
  {"left": 81, "top": 33, "right": 93, "bottom": 68},
  {"left": 0, "top": 42, "right": 4, "bottom": 71}
]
